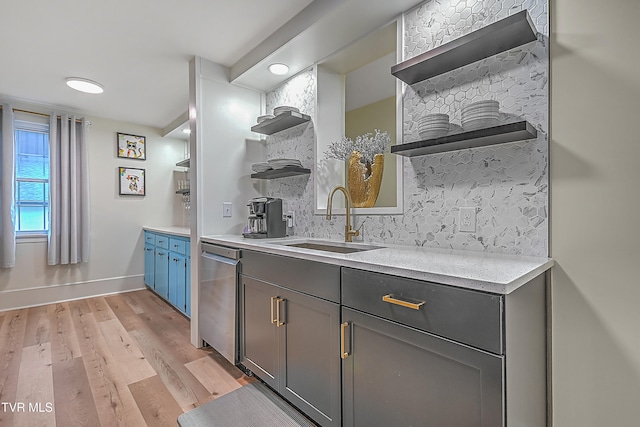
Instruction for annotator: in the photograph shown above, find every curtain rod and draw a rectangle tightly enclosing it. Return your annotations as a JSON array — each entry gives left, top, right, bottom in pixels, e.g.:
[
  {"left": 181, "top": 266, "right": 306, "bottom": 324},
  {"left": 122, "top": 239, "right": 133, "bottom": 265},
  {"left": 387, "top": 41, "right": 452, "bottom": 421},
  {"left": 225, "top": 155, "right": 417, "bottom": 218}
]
[{"left": 0, "top": 105, "right": 86, "bottom": 124}]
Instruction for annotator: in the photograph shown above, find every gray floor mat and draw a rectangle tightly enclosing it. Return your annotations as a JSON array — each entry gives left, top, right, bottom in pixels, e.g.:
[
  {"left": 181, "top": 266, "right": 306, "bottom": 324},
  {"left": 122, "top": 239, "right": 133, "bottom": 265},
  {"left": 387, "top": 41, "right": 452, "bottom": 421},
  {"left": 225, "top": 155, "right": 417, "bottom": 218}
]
[{"left": 177, "top": 381, "right": 316, "bottom": 427}]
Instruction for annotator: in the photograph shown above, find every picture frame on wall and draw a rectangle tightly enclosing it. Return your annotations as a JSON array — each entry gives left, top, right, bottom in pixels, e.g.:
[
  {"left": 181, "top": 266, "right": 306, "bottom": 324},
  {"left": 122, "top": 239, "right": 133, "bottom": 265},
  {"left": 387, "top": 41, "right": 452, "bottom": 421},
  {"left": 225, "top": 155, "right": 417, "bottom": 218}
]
[
  {"left": 117, "top": 132, "right": 146, "bottom": 160},
  {"left": 119, "top": 167, "right": 145, "bottom": 196}
]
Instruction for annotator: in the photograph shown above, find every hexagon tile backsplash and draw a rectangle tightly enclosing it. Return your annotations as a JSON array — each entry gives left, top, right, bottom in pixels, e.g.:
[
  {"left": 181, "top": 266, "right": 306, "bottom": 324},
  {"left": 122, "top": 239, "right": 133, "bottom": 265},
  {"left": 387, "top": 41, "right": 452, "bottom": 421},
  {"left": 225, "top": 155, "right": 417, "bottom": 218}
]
[{"left": 264, "top": 0, "right": 549, "bottom": 258}]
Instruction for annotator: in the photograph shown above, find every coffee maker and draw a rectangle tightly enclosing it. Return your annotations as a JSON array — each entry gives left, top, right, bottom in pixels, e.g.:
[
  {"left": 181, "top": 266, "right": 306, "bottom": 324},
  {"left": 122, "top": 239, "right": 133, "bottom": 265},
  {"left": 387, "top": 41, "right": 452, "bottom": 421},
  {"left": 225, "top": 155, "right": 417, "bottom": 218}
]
[{"left": 243, "top": 197, "right": 286, "bottom": 239}]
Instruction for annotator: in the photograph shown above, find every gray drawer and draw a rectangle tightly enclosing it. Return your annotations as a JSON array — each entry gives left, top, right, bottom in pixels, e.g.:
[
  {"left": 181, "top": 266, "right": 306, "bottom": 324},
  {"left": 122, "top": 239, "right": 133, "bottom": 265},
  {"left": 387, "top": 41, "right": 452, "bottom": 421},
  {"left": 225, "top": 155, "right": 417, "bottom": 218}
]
[
  {"left": 342, "top": 268, "right": 503, "bottom": 354},
  {"left": 241, "top": 250, "right": 341, "bottom": 303}
]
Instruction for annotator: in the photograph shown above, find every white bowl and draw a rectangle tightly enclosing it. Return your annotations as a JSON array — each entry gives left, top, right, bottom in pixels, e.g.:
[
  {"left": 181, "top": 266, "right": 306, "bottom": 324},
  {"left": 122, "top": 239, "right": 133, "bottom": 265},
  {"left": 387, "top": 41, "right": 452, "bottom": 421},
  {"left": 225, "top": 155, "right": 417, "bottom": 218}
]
[
  {"left": 273, "top": 106, "right": 300, "bottom": 115},
  {"left": 461, "top": 117, "right": 500, "bottom": 131},
  {"left": 257, "top": 115, "right": 274, "bottom": 123},
  {"left": 419, "top": 128, "right": 449, "bottom": 139},
  {"left": 461, "top": 100, "right": 499, "bottom": 113},
  {"left": 418, "top": 113, "right": 449, "bottom": 121}
]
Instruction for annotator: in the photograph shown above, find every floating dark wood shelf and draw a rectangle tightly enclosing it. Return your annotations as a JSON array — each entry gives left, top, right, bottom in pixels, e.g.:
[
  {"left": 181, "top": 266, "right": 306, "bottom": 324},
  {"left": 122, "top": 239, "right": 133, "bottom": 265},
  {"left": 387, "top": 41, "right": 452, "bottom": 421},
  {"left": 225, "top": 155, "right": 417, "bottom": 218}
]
[
  {"left": 175, "top": 189, "right": 190, "bottom": 195},
  {"left": 251, "top": 166, "right": 311, "bottom": 180},
  {"left": 251, "top": 111, "right": 311, "bottom": 135},
  {"left": 391, "top": 10, "right": 538, "bottom": 85},
  {"left": 175, "top": 158, "right": 190, "bottom": 168},
  {"left": 391, "top": 121, "right": 538, "bottom": 157}
]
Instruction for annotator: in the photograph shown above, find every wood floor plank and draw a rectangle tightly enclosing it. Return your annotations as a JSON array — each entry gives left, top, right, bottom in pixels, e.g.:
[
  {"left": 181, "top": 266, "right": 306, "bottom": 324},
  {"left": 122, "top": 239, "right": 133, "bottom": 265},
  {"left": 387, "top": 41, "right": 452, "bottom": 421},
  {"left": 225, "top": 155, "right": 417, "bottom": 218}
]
[
  {"left": 131, "top": 289, "right": 174, "bottom": 314},
  {"left": 86, "top": 297, "right": 116, "bottom": 322},
  {"left": 0, "top": 309, "right": 28, "bottom": 427},
  {"left": 68, "top": 300, "right": 147, "bottom": 427},
  {"left": 206, "top": 349, "right": 257, "bottom": 386},
  {"left": 13, "top": 343, "right": 55, "bottom": 427},
  {"left": 3, "top": 290, "right": 251, "bottom": 426},
  {"left": 97, "top": 319, "right": 156, "bottom": 385},
  {"left": 48, "top": 303, "right": 82, "bottom": 363},
  {"left": 136, "top": 300, "right": 211, "bottom": 364},
  {"left": 52, "top": 357, "right": 101, "bottom": 427},
  {"left": 23, "top": 305, "right": 51, "bottom": 347},
  {"left": 129, "top": 375, "right": 184, "bottom": 427},
  {"left": 185, "top": 355, "right": 242, "bottom": 398},
  {"left": 120, "top": 290, "right": 145, "bottom": 314},
  {"left": 104, "top": 294, "right": 145, "bottom": 331},
  {"left": 129, "top": 327, "right": 212, "bottom": 411}
]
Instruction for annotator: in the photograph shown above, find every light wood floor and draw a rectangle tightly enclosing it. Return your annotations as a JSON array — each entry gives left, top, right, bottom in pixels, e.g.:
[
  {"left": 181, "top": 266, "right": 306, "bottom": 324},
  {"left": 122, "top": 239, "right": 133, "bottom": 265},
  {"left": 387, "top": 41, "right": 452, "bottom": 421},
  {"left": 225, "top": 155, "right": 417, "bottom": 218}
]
[{"left": 0, "top": 289, "right": 254, "bottom": 427}]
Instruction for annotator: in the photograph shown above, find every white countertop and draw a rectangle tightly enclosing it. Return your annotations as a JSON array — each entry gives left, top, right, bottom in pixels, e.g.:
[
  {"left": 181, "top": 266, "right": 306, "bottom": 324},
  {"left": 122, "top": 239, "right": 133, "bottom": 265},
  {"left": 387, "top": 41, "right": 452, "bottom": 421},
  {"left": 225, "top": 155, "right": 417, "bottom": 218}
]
[
  {"left": 143, "top": 226, "right": 190, "bottom": 238},
  {"left": 200, "top": 235, "right": 554, "bottom": 295}
]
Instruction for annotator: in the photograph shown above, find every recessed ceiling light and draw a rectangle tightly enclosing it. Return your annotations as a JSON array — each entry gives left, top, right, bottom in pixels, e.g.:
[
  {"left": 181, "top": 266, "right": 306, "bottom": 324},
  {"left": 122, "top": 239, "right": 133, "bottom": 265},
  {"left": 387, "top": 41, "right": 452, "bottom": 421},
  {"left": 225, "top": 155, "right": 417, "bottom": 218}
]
[
  {"left": 268, "top": 63, "right": 289, "bottom": 75},
  {"left": 65, "top": 77, "right": 104, "bottom": 94},
  {"left": 182, "top": 128, "right": 191, "bottom": 134}
]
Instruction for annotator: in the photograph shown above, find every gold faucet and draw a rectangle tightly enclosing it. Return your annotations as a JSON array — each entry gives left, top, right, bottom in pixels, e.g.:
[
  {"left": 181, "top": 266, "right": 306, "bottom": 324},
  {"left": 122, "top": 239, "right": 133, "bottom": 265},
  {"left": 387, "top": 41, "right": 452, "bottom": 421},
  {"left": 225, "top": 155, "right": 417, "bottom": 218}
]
[{"left": 326, "top": 186, "right": 359, "bottom": 242}]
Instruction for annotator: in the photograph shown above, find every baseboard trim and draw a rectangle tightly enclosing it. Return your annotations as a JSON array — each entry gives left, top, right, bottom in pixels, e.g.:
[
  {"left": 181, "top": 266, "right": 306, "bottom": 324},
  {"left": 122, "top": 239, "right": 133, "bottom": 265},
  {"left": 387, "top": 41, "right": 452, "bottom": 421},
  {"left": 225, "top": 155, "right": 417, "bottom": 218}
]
[{"left": 0, "top": 275, "right": 146, "bottom": 312}]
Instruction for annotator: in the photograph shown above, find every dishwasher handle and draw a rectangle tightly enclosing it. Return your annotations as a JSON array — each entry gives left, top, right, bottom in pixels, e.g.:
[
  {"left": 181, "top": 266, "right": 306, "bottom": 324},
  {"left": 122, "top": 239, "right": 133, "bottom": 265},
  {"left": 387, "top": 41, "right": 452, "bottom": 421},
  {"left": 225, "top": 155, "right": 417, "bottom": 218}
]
[{"left": 201, "top": 242, "right": 240, "bottom": 260}]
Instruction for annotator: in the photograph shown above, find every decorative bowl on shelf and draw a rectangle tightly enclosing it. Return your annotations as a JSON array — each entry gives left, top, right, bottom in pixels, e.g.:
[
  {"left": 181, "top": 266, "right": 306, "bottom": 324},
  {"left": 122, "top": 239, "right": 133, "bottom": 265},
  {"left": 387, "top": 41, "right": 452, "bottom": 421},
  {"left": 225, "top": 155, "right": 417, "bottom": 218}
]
[
  {"left": 417, "top": 113, "right": 450, "bottom": 139},
  {"left": 461, "top": 100, "right": 500, "bottom": 130},
  {"left": 267, "top": 158, "right": 302, "bottom": 170},
  {"left": 273, "top": 106, "right": 300, "bottom": 116},
  {"left": 251, "top": 162, "right": 272, "bottom": 173},
  {"left": 256, "top": 115, "right": 274, "bottom": 123}
]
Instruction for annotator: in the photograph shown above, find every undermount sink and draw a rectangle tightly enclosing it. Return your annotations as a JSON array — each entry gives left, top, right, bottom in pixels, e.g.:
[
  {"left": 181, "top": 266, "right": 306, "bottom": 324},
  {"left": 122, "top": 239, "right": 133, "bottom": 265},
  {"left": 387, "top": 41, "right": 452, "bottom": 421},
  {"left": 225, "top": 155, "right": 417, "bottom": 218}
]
[{"left": 282, "top": 241, "right": 383, "bottom": 254}]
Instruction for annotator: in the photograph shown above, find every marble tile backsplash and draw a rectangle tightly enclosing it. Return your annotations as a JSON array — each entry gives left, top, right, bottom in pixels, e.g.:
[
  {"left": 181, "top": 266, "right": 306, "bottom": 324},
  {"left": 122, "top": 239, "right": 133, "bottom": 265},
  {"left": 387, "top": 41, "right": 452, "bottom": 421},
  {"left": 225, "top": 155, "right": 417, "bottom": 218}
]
[{"left": 264, "top": 0, "right": 549, "bottom": 257}]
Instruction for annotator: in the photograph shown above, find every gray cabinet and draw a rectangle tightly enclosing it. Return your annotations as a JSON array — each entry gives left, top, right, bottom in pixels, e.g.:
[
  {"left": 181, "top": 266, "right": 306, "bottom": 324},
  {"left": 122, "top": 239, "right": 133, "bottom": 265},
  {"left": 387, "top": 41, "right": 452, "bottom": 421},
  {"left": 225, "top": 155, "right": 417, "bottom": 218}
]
[
  {"left": 341, "top": 307, "right": 503, "bottom": 427},
  {"left": 240, "top": 251, "right": 342, "bottom": 427},
  {"left": 341, "top": 267, "right": 547, "bottom": 427},
  {"left": 235, "top": 248, "right": 546, "bottom": 427},
  {"left": 241, "top": 276, "right": 280, "bottom": 388}
]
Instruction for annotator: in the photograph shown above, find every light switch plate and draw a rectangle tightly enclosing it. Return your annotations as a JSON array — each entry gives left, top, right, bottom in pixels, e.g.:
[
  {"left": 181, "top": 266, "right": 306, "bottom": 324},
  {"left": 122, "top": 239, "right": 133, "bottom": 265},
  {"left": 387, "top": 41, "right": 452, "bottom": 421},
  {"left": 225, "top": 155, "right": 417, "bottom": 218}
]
[
  {"left": 222, "top": 202, "right": 232, "bottom": 218},
  {"left": 459, "top": 207, "right": 476, "bottom": 233}
]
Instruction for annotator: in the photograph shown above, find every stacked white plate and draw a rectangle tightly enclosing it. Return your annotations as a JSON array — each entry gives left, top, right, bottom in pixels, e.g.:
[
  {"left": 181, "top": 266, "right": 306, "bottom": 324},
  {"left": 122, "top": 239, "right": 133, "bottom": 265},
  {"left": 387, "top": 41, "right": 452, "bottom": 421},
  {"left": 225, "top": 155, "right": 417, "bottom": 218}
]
[
  {"left": 251, "top": 162, "right": 272, "bottom": 173},
  {"left": 256, "top": 114, "right": 274, "bottom": 123},
  {"left": 273, "top": 106, "right": 300, "bottom": 116},
  {"left": 417, "top": 113, "right": 450, "bottom": 139},
  {"left": 267, "top": 158, "right": 302, "bottom": 170},
  {"left": 461, "top": 100, "right": 500, "bottom": 131}
]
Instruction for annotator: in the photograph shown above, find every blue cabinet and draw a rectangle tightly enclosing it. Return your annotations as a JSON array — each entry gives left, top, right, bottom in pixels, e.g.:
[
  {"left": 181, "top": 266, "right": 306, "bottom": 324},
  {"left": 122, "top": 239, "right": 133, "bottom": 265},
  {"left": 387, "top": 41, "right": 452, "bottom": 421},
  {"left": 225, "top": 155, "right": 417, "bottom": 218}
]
[
  {"left": 143, "top": 230, "right": 191, "bottom": 317},
  {"left": 144, "top": 243, "right": 155, "bottom": 287},
  {"left": 169, "top": 252, "right": 187, "bottom": 313},
  {"left": 185, "top": 256, "right": 191, "bottom": 317},
  {"left": 154, "top": 247, "right": 169, "bottom": 299}
]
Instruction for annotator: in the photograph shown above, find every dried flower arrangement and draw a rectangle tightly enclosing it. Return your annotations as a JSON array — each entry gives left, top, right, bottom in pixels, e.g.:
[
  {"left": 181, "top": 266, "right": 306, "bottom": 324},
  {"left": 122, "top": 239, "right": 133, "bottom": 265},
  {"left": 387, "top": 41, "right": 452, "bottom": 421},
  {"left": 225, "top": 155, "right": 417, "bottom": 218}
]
[{"left": 324, "top": 129, "right": 391, "bottom": 164}]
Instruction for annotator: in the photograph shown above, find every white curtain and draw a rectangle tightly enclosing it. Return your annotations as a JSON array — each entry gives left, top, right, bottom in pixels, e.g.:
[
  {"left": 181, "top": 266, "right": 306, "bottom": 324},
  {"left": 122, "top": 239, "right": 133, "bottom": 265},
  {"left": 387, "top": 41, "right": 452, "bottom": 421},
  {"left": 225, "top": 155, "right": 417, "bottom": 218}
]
[
  {"left": 0, "top": 104, "right": 16, "bottom": 268},
  {"left": 48, "top": 114, "right": 90, "bottom": 265}
]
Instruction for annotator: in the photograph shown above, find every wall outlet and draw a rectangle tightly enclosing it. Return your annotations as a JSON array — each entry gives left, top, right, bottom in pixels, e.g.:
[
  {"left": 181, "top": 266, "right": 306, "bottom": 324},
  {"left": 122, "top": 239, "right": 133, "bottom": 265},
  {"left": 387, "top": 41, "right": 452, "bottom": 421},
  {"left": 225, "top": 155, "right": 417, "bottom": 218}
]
[
  {"left": 459, "top": 207, "right": 476, "bottom": 233},
  {"left": 222, "top": 202, "right": 232, "bottom": 218},
  {"left": 284, "top": 211, "right": 295, "bottom": 227}
]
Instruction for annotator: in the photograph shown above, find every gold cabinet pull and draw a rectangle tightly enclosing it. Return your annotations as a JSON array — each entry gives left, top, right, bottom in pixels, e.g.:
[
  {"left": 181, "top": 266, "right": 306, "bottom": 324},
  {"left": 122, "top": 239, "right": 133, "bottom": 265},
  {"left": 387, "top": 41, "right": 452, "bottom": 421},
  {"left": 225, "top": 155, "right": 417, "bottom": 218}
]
[
  {"left": 276, "top": 298, "right": 285, "bottom": 327},
  {"left": 341, "top": 322, "right": 349, "bottom": 359},
  {"left": 270, "top": 296, "right": 277, "bottom": 324},
  {"left": 382, "top": 294, "right": 425, "bottom": 310}
]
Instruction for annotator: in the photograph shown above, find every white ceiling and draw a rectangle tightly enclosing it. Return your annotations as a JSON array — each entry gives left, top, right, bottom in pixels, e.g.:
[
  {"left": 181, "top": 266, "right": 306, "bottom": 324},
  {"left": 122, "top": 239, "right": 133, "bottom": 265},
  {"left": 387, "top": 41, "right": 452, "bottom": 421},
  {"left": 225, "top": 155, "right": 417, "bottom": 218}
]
[{"left": 0, "top": 0, "right": 314, "bottom": 129}]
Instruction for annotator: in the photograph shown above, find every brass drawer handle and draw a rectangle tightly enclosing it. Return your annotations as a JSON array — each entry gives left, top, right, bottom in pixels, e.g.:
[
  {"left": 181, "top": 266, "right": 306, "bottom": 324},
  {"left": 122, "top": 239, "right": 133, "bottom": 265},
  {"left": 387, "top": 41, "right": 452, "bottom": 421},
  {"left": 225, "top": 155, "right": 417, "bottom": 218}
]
[
  {"left": 270, "top": 296, "right": 277, "bottom": 324},
  {"left": 276, "top": 298, "right": 285, "bottom": 327},
  {"left": 382, "top": 294, "right": 425, "bottom": 310},
  {"left": 341, "top": 322, "right": 349, "bottom": 359}
]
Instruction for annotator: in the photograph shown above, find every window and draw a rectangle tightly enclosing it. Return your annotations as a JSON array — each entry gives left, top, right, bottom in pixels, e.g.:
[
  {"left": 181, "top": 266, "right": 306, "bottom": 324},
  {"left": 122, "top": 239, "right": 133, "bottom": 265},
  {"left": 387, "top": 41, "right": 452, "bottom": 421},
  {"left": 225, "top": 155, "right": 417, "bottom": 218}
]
[{"left": 14, "top": 120, "right": 50, "bottom": 234}]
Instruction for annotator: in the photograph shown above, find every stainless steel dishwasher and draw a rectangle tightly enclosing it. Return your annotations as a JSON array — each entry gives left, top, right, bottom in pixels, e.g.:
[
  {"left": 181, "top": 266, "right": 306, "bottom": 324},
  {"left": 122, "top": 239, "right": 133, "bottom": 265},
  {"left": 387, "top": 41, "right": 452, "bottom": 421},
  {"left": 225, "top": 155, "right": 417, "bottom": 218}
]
[{"left": 199, "top": 242, "right": 240, "bottom": 364}]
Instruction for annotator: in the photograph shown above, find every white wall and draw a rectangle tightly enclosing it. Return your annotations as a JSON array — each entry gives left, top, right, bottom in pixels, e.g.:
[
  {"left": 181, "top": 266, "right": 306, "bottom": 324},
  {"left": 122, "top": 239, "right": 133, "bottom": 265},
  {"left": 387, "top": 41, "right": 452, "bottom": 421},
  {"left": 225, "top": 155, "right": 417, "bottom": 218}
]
[
  {"left": 189, "top": 57, "right": 263, "bottom": 346},
  {"left": 195, "top": 59, "right": 263, "bottom": 236},
  {"left": 0, "top": 103, "right": 187, "bottom": 310},
  {"left": 550, "top": 1, "right": 640, "bottom": 425}
]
